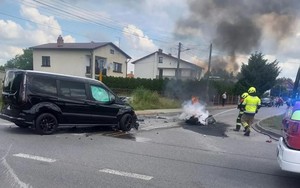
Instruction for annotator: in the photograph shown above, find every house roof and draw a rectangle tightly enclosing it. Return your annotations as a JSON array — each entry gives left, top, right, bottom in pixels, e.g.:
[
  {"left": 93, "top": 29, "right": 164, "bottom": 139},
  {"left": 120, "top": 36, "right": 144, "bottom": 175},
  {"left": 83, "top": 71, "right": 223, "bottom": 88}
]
[
  {"left": 131, "top": 50, "right": 203, "bottom": 70},
  {"left": 31, "top": 42, "right": 131, "bottom": 59}
]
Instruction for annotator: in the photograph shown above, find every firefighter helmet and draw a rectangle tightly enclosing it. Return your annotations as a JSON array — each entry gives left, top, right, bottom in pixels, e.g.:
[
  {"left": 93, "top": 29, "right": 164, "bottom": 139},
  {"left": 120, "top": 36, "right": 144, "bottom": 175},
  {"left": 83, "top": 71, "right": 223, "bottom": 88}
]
[
  {"left": 241, "top": 92, "right": 249, "bottom": 99},
  {"left": 248, "top": 87, "right": 256, "bottom": 94}
]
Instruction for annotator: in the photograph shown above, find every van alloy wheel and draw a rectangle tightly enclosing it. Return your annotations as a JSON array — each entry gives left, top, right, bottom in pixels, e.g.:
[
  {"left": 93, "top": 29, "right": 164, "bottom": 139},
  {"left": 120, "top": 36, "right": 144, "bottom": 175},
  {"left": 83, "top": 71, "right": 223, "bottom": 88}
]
[
  {"left": 120, "top": 114, "right": 133, "bottom": 132},
  {"left": 35, "top": 113, "right": 58, "bottom": 135}
]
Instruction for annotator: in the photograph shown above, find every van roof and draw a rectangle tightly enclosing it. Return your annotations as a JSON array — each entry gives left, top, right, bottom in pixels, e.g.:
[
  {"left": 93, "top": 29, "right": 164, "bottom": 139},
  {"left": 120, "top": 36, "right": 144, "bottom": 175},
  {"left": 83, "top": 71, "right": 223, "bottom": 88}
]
[{"left": 6, "top": 69, "right": 103, "bottom": 84}]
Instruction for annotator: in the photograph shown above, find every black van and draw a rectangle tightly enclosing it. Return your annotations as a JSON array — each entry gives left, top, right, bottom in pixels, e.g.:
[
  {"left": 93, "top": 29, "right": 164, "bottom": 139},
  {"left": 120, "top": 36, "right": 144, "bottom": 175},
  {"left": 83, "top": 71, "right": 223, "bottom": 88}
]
[{"left": 0, "top": 70, "right": 138, "bottom": 134}]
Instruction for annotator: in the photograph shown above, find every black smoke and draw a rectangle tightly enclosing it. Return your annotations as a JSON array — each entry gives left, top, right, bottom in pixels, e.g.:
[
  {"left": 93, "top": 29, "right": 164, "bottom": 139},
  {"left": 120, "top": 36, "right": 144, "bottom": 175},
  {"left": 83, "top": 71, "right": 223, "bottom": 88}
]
[{"left": 175, "top": 0, "right": 300, "bottom": 72}]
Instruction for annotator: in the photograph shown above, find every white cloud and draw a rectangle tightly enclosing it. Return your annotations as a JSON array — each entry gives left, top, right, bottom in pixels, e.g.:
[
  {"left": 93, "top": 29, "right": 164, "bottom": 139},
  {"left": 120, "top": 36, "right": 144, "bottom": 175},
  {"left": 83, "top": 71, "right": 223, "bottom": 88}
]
[
  {"left": 20, "top": 4, "right": 62, "bottom": 43},
  {"left": 0, "top": 20, "right": 23, "bottom": 39},
  {"left": 0, "top": 2, "right": 75, "bottom": 64},
  {"left": 278, "top": 60, "right": 299, "bottom": 81},
  {"left": 63, "top": 35, "right": 76, "bottom": 43},
  {"left": 0, "top": 46, "right": 23, "bottom": 64},
  {"left": 123, "top": 24, "right": 157, "bottom": 52}
]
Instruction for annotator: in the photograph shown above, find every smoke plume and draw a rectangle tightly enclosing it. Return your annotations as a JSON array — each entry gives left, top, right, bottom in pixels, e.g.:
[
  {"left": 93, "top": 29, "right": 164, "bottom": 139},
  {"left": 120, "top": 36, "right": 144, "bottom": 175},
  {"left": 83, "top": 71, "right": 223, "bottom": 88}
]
[
  {"left": 175, "top": 0, "right": 300, "bottom": 72},
  {"left": 179, "top": 99, "right": 209, "bottom": 125}
]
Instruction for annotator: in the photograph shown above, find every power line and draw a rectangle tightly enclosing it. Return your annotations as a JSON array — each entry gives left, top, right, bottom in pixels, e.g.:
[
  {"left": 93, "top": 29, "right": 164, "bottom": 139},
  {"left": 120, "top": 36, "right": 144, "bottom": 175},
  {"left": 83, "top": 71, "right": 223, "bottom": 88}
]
[
  {"left": 26, "top": 0, "right": 175, "bottom": 44},
  {"left": 0, "top": 11, "right": 83, "bottom": 37}
]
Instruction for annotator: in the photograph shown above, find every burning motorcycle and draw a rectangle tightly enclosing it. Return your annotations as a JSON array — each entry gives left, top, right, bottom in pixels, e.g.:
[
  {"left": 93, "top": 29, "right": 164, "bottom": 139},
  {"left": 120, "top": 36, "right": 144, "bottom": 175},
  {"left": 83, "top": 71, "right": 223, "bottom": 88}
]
[{"left": 179, "top": 96, "right": 216, "bottom": 125}]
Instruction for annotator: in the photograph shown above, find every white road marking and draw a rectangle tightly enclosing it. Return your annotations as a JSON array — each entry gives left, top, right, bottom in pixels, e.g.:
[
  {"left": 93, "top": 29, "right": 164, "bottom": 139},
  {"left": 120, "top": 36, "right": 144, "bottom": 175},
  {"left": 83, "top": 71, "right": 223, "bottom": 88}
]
[
  {"left": 134, "top": 137, "right": 152, "bottom": 143},
  {"left": 1, "top": 145, "right": 32, "bottom": 188},
  {"left": 1, "top": 159, "right": 32, "bottom": 188},
  {"left": 141, "top": 124, "right": 180, "bottom": 131},
  {"left": 99, "top": 168, "right": 153, "bottom": 181},
  {"left": 13, "top": 153, "right": 56, "bottom": 163},
  {"left": 213, "top": 108, "right": 236, "bottom": 117}
]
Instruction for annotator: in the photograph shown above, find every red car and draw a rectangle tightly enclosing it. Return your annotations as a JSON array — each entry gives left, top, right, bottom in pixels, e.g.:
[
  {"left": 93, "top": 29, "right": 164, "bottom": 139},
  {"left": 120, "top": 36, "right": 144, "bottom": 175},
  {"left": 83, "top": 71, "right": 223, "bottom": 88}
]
[{"left": 277, "top": 101, "right": 300, "bottom": 173}]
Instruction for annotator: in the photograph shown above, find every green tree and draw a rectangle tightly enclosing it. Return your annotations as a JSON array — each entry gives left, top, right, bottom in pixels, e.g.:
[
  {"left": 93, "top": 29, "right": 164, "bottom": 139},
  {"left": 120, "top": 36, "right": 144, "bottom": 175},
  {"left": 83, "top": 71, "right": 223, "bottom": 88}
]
[
  {"left": 235, "top": 52, "right": 281, "bottom": 96},
  {"left": 4, "top": 49, "right": 33, "bottom": 70}
]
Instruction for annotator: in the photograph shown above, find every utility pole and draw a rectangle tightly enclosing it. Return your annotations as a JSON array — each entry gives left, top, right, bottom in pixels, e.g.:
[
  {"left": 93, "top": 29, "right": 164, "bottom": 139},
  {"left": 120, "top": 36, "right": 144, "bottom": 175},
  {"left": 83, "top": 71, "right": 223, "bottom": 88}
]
[
  {"left": 176, "top": 42, "right": 182, "bottom": 80},
  {"left": 91, "top": 50, "right": 95, "bottom": 79},
  {"left": 205, "top": 43, "right": 212, "bottom": 103}
]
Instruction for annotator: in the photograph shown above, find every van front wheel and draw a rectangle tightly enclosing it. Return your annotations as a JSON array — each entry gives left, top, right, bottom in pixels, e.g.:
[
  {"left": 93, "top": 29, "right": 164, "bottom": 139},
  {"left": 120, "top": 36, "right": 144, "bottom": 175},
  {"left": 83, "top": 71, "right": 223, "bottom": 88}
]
[
  {"left": 120, "top": 114, "right": 133, "bottom": 132},
  {"left": 35, "top": 113, "right": 58, "bottom": 135}
]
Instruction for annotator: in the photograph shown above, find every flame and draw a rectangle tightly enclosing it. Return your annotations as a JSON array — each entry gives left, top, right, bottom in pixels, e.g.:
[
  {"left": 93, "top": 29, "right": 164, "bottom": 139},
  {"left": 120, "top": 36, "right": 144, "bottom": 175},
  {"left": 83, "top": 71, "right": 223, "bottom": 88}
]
[
  {"left": 191, "top": 96, "right": 199, "bottom": 104},
  {"left": 179, "top": 96, "right": 209, "bottom": 125}
]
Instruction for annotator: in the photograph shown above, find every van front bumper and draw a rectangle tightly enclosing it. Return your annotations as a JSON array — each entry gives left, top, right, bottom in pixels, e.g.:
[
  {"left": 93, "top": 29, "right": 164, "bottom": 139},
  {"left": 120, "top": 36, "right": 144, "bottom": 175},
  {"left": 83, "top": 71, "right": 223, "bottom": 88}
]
[{"left": 277, "top": 137, "right": 300, "bottom": 173}]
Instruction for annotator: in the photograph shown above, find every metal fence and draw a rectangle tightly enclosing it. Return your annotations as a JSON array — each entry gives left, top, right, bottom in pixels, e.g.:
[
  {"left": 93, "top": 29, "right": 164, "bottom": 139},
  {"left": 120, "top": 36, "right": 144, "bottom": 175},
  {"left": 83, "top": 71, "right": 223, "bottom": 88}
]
[{"left": 211, "top": 95, "right": 239, "bottom": 106}]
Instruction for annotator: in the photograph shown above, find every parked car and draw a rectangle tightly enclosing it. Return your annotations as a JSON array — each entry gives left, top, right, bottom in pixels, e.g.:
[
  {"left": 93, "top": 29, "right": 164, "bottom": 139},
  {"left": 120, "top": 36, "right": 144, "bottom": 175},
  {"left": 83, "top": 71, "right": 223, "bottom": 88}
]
[
  {"left": 277, "top": 100, "right": 300, "bottom": 173},
  {"left": 261, "top": 97, "right": 273, "bottom": 107},
  {"left": 0, "top": 70, "right": 139, "bottom": 134}
]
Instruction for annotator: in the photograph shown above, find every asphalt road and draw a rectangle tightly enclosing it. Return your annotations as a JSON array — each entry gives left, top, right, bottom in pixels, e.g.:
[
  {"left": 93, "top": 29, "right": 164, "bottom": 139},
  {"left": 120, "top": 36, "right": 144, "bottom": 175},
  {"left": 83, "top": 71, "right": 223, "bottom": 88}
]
[{"left": 0, "top": 105, "right": 299, "bottom": 188}]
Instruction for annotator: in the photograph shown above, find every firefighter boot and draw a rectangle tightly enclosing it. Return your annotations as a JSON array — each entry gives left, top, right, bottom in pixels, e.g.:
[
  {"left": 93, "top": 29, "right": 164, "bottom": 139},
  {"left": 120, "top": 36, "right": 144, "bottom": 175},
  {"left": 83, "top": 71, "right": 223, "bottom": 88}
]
[
  {"left": 233, "top": 125, "right": 240, "bottom": 131},
  {"left": 244, "top": 126, "right": 250, "bottom": 136}
]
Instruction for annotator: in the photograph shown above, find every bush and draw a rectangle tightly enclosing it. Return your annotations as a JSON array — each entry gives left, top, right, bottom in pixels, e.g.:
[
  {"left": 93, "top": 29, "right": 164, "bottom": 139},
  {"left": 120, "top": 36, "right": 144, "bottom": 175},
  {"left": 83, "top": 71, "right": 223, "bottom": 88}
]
[{"left": 129, "top": 87, "right": 181, "bottom": 110}]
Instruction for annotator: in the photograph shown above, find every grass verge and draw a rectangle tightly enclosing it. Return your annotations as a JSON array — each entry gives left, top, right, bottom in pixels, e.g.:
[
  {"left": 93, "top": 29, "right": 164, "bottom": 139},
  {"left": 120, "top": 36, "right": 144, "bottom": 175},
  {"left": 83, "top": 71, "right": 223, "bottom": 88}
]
[
  {"left": 259, "top": 114, "right": 284, "bottom": 131},
  {"left": 129, "top": 87, "right": 181, "bottom": 110}
]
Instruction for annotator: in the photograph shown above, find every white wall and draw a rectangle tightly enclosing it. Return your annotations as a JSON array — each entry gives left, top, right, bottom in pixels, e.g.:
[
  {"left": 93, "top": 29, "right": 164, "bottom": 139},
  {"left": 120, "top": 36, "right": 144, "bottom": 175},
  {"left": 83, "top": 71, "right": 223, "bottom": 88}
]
[
  {"left": 134, "top": 55, "right": 155, "bottom": 79},
  {"left": 33, "top": 50, "right": 88, "bottom": 77},
  {"left": 134, "top": 52, "right": 203, "bottom": 80},
  {"left": 33, "top": 44, "right": 129, "bottom": 78}
]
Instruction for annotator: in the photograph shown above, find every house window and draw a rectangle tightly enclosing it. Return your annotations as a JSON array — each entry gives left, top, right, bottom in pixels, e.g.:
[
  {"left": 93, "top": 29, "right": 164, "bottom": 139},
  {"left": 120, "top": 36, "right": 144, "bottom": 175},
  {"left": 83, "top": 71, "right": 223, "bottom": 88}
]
[
  {"left": 110, "top": 49, "right": 114, "bottom": 54},
  {"left": 113, "top": 62, "right": 122, "bottom": 73},
  {"left": 159, "top": 57, "right": 163, "bottom": 63},
  {"left": 42, "top": 56, "right": 50, "bottom": 67}
]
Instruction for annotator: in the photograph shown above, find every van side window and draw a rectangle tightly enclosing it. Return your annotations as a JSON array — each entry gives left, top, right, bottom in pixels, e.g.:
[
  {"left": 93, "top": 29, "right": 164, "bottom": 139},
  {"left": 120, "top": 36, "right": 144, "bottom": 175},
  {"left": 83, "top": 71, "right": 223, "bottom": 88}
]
[
  {"left": 59, "top": 80, "right": 87, "bottom": 99},
  {"left": 28, "top": 75, "right": 57, "bottom": 95},
  {"left": 90, "top": 85, "right": 111, "bottom": 103}
]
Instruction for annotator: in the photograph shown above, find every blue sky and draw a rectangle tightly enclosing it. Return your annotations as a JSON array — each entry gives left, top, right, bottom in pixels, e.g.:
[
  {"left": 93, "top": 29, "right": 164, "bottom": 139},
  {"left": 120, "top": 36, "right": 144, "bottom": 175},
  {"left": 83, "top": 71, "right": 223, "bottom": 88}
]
[{"left": 1, "top": 0, "right": 300, "bottom": 81}]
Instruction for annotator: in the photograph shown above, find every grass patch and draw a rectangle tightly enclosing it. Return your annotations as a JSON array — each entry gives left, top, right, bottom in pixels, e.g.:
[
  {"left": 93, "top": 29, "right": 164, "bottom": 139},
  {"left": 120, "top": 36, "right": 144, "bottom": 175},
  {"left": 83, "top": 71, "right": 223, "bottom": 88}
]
[
  {"left": 259, "top": 114, "right": 284, "bottom": 130},
  {"left": 129, "top": 87, "right": 181, "bottom": 110}
]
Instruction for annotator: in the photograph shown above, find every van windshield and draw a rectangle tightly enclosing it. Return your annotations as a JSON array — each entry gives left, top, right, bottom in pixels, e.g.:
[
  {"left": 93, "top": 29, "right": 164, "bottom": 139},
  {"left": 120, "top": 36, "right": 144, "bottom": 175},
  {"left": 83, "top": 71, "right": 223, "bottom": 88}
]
[{"left": 3, "top": 71, "right": 24, "bottom": 94}]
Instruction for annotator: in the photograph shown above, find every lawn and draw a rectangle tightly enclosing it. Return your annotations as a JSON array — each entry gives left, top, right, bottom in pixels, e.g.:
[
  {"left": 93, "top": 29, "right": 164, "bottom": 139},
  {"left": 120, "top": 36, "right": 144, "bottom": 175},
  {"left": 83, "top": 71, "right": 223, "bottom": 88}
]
[{"left": 259, "top": 114, "right": 284, "bottom": 131}]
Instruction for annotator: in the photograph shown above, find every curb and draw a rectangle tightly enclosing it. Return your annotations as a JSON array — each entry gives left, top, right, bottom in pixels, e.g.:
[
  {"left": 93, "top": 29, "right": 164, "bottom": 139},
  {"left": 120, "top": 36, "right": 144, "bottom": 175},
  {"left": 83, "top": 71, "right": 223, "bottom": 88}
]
[
  {"left": 253, "top": 121, "right": 281, "bottom": 141},
  {"left": 135, "top": 105, "right": 237, "bottom": 116}
]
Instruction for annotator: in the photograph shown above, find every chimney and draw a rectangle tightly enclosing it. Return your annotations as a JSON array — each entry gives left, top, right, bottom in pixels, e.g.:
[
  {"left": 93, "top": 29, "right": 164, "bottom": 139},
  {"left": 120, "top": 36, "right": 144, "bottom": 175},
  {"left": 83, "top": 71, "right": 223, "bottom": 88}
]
[
  {"left": 158, "top": 49, "right": 163, "bottom": 53},
  {"left": 57, "top": 35, "right": 64, "bottom": 47}
]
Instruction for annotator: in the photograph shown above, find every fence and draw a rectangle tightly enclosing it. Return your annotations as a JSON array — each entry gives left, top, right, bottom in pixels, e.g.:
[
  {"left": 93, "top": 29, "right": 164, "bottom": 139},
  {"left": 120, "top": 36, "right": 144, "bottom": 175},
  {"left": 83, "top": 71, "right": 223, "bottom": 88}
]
[{"left": 211, "top": 95, "right": 239, "bottom": 106}]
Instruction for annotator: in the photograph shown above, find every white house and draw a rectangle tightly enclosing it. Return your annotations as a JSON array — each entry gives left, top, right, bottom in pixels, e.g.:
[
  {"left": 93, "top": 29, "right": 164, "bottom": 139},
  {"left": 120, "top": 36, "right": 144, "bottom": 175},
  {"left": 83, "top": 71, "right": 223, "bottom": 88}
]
[
  {"left": 132, "top": 49, "right": 203, "bottom": 80},
  {"left": 31, "top": 35, "right": 131, "bottom": 79}
]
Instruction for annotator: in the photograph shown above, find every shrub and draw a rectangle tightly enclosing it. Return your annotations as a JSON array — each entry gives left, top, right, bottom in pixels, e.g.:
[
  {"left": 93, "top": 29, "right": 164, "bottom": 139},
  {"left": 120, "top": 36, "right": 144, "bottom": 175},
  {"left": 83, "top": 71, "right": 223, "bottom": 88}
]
[{"left": 130, "top": 87, "right": 181, "bottom": 110}]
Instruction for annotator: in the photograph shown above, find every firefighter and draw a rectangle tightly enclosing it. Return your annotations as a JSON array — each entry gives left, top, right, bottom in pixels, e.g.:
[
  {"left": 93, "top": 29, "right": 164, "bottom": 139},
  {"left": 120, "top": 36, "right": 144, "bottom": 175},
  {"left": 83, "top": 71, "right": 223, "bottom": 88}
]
[
  {"left": 241, "top": 87, "right": 261, "bottom": 136},
  {"left": 234, "top": 92, "right": 249, "bottom": 131}
]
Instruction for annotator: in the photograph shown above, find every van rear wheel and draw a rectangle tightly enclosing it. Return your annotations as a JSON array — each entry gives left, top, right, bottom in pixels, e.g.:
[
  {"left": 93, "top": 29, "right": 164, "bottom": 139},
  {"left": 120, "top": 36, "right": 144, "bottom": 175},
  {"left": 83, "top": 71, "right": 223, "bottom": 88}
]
[
  {"left": 35, "top": 113, "right": 58, "bottom": 135},
  {"left": 120, "top": 114, "right": 133, "bottom": 132}
]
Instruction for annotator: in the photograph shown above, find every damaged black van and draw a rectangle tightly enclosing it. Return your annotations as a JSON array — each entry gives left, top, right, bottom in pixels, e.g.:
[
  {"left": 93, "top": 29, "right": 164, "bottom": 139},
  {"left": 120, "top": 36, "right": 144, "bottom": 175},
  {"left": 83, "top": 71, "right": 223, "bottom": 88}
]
[{"left": 0, "top": 70, "right": 138, "bottom": 134}]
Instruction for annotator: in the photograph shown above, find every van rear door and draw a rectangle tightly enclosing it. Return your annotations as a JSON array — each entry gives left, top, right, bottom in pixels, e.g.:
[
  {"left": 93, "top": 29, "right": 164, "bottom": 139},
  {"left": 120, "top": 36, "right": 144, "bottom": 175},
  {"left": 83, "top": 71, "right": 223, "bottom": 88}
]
[{"left": 2, "top": 70, "right": 25, "bottom": 105}]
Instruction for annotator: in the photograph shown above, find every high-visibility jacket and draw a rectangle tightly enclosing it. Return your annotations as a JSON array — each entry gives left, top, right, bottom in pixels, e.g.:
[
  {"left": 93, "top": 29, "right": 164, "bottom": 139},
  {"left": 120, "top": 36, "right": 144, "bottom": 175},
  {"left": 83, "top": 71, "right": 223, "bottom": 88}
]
[{"left": 242, "top": 96, "right": 261, "bottom": 115}]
